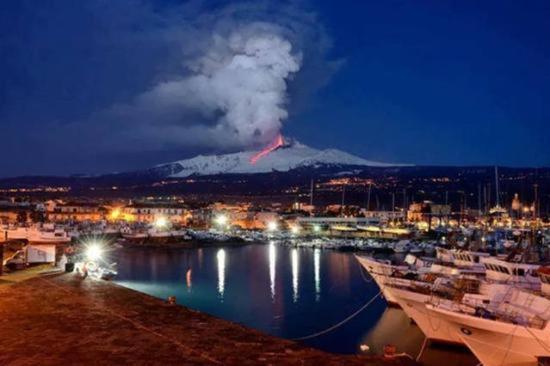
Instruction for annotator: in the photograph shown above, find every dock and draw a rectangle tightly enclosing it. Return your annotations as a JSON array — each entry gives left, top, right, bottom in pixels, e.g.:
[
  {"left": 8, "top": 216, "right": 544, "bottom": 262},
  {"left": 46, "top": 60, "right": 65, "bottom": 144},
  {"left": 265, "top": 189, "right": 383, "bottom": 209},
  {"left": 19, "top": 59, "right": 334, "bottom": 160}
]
[{"left": 0, "top": 271, "right": 414, "bottom": 365}]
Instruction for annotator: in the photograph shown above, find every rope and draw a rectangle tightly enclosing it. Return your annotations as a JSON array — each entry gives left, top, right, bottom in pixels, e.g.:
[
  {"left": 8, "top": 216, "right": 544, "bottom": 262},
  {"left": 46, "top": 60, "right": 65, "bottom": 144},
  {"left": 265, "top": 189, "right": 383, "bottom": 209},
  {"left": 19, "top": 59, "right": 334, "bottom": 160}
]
[
  {"left": 415, "top": 337, "right": 429, "bottom": 362},
  {"left": 292, "top": 290, "right": 382, "bottom": 341}
]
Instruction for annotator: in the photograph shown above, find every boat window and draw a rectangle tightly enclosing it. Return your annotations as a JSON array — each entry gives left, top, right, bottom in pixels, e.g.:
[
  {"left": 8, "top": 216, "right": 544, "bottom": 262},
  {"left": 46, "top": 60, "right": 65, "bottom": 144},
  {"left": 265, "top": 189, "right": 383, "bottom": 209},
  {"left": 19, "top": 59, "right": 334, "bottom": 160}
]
[
  {"left": 499, "top": 266, "right": 509, "bottom": 274},
  {"left": 515, "top": 268, "right": 525, "bottom": 276}
]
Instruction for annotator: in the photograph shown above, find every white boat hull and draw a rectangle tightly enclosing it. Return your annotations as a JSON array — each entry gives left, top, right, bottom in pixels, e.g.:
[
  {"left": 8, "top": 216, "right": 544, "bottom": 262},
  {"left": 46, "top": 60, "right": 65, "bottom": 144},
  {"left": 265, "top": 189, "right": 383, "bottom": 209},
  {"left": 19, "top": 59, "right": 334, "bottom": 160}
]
[
  {"left": 355, "top": 256, "right": 401, "bottom": 305},
  {"left": 426, "top": 305, "right": 550, "bottom": 366},
  {"left": 374, "top": 275, "right": 400, "bottom": 305},
  {"left": 391, "top": 287, "right": 463, "bottom": 345}
]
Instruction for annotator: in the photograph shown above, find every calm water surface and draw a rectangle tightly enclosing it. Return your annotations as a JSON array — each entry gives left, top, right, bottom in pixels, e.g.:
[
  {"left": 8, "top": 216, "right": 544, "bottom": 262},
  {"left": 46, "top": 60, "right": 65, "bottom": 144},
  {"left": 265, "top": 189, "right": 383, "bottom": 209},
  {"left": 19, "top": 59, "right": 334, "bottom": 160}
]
[{"left": 114, "top": 243, "right": 476, "bottom": 365}]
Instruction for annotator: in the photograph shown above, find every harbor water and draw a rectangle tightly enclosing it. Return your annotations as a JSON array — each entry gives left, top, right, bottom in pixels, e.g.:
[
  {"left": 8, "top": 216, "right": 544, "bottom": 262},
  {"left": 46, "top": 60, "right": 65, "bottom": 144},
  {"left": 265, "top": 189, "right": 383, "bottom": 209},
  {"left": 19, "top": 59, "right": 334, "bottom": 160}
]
[{"left": 114, "top": 243, "right": 476, "bottom": 365}]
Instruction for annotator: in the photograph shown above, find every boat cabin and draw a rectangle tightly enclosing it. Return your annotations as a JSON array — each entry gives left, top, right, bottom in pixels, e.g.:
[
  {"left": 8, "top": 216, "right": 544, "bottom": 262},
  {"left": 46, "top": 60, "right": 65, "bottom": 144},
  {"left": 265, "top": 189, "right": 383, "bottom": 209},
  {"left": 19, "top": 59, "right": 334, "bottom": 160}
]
[{"left": 481, "top": 257, "right": 540, "bottom": 287}]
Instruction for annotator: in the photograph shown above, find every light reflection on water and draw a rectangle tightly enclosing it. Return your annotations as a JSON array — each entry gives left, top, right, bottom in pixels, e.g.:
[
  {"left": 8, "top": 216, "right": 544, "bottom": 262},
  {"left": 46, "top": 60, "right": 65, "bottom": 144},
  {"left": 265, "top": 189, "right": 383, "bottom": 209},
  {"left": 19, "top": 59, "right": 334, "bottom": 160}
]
[
  {"left": 216, "top": 248, "right": 226, "bottom": 299},
  {"left": 114, "top": 244, "right": 477, "bottom": 365},
  {"left": 291, "top": 248, "right": 299, "bottom": 303},
  {"left": 314, "top": 248, "right": 321, "bottom": 302},
  {"left": 269, "top": 242, "right": 276, "bottom": 300}
]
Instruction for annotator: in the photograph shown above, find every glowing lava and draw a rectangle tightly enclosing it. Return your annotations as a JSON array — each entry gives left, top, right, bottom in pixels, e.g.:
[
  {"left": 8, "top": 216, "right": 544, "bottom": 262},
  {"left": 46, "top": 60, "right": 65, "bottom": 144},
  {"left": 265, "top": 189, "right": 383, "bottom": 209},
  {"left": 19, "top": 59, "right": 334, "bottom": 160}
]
[{"left": 250, "top": 134, "right": 284, "bottom": 164}]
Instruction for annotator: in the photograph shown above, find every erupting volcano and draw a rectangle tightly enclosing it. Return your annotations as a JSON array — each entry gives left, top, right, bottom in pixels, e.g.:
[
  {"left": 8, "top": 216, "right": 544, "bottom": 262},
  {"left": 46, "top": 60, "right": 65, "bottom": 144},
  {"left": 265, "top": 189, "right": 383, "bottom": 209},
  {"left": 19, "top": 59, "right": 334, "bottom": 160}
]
[
  {"left": 156, "top": 136, "right": 397, "bottom": 177},
  {"left": 249, "top": 134, "right": 285, "bottom": 164}
]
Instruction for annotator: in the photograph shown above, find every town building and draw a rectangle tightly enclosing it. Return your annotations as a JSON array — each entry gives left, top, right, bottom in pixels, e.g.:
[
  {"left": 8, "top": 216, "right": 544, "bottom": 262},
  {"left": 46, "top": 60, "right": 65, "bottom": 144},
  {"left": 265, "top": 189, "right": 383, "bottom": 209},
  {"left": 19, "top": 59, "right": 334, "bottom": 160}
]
[
  {"left": 47, "top": 201, "right": 107, "bottom": 222},
  {"left": 121, "top": 203, "right": 191, "bottom": 224}
]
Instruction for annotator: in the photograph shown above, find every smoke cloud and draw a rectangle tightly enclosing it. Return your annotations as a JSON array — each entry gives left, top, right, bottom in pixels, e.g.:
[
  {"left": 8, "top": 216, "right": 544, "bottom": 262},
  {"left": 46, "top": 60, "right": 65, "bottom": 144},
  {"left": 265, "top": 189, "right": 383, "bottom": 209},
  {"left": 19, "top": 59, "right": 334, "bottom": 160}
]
[
  {"left": 132, "top": 22, "right": 302, "bottom": 148},
  {"left": 7, "top": 1, "right": 341, "bottom": 174}
]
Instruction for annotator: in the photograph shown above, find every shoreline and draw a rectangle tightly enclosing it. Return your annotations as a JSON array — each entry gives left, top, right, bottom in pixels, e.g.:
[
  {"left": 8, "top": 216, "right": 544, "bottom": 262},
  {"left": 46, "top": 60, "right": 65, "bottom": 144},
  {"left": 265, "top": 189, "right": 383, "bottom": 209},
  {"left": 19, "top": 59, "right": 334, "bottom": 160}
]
[{"left": 115, "top": 238, "right": 259, "bottom": 249}]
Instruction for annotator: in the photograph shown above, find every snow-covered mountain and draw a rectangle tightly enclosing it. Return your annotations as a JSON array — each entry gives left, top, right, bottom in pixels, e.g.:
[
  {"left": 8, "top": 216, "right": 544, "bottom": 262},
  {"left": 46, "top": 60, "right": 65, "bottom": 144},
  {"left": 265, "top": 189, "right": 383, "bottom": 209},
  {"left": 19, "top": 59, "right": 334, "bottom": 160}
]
[{"left": 155, "top": 141, "right": 402, "bottom": 178}]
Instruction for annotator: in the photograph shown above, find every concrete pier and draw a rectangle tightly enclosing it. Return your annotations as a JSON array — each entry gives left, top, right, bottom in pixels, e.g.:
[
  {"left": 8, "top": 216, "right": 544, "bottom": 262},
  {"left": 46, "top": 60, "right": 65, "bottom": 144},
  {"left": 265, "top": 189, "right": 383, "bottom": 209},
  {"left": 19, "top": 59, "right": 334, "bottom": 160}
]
[{"left": 0, "top": 272, "right": 414, "bottom": 365}]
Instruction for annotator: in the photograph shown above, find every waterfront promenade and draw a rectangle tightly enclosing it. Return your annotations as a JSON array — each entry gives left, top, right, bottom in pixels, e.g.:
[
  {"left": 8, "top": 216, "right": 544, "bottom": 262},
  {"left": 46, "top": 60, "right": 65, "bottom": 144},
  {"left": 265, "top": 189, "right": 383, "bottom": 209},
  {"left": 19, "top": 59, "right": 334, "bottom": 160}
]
[{"left": 0, "top": 270, "right": 414, "bottom": 366}]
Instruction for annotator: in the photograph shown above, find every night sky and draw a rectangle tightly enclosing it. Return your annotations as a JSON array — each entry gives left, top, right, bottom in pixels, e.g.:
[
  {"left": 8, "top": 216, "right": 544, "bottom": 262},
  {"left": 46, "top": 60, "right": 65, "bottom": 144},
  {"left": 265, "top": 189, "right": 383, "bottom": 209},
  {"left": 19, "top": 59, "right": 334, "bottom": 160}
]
[{"left": 1, "top": 0, "right": 549, "bottom": 177}]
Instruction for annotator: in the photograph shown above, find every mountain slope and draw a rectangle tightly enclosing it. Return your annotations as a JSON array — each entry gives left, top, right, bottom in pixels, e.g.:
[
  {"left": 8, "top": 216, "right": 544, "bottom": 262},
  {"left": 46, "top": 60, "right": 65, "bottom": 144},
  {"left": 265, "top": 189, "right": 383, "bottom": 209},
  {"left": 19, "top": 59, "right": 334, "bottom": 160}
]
[{"left": 156, "top": 141, "right": 402, "bottom": 177}]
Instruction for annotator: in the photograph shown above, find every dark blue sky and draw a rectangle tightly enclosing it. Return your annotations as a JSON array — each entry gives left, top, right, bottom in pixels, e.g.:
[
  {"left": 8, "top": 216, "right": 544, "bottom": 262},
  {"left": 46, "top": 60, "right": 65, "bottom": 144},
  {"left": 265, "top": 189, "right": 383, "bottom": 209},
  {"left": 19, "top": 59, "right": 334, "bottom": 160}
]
[{"left": 1, "top": 0, "right": 549, "bottom": 177}]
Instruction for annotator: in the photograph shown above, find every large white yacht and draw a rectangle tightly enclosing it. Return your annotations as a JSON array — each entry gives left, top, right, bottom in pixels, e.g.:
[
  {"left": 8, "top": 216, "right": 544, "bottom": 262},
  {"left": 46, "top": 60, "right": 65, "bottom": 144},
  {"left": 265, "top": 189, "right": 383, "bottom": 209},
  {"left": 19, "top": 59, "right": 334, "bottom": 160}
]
[
  {"left": 357, "top": 249, "right": 547, "bottom": 349},
  {"left": 425, "top": 274, "right": 550, "bottom": 366}
]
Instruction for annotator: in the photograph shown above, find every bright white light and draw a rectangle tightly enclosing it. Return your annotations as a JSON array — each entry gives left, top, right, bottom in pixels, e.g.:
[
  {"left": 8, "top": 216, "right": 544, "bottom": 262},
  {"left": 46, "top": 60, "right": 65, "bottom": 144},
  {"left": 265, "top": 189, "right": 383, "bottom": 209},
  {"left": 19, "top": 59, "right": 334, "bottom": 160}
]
[
  {"left": 217, "top": 249, "right": 226, "bottom": 299},
  {"left": 314, "top": 248, "right": 321, "bottom": 301},
  {"left": 291, "top": 248, "right": 299, "bottom": 303},
  {"left": 86, "top": 244, "right": 102, "bottom": 261},
  {"left": 155, "top": 217, "right": 168, "bottom": 228},
  {"left": 290, "top": 225, "right": 300, "bottom": 235},
  {"left": 313, "top": 224, "right": 321, "bottom": 233},
  {"left": 214, "top": 214, "right": 228, "bottom": 226},
  {"left": 267, "top": 221, "right": 278, "bottom": 232},
  {"left": 268, "top": 242, "right": 276, "bottom": 300}
]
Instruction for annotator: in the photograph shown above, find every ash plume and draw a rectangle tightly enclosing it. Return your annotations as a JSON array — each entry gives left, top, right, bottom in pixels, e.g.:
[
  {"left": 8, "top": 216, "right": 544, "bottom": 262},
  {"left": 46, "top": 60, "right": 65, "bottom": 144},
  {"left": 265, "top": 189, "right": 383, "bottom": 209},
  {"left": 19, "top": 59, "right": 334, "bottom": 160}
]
[
  {"left": 19, "top": 1, "right": 341, "bottom": 174},
  {"left": 137, "top": 22, "right": 302, "bottom": 148}
]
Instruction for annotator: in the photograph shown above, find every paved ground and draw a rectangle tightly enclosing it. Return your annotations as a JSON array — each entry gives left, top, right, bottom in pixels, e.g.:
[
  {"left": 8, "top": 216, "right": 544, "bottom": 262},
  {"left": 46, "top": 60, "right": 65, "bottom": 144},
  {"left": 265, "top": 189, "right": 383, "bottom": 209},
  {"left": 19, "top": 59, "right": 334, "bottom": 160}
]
[
  {"left": 0, "top": 271, "right": 416, "bottom": 366},
  {"left": 0, "top": 264, "right": 58, "bottom": 285}
]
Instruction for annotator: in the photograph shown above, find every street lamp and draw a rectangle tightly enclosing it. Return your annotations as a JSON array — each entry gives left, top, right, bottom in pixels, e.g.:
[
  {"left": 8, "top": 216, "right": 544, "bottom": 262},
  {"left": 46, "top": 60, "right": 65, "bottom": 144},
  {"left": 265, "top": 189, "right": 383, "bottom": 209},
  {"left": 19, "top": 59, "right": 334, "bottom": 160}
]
[
  {"left": 267, "top": 221, "right": 278, "bottom": 232},
  {"left": 85, "top": 243, "right": 103, "bottom": 262},
  {"left": 154, "top": 216, "right": 168, "bottom": 229},
  {"left": 214, "top": 214, "right": 228, "bottom": 227}
]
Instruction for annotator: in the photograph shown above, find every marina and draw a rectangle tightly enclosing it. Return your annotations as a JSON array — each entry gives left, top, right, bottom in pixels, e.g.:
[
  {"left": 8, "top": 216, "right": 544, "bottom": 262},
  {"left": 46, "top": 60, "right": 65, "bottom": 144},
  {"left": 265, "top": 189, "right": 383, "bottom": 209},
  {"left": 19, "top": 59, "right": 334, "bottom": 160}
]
[
  {"left": 1, "top": 2, "right": 549, "bottom": 364},
  {"left": 112, "top": 243, "right": 479, "bottom": 365},
  {"left": 0, "top": 193, "right": 548, "bottom": 366}
]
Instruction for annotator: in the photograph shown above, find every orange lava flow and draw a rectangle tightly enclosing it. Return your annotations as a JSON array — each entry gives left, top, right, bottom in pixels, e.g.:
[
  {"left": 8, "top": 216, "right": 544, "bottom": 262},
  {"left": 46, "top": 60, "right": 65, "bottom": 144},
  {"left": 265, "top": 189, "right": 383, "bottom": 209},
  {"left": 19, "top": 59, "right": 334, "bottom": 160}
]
[{"left": 250, "top": 134, "right": 284, "bottom": 164}]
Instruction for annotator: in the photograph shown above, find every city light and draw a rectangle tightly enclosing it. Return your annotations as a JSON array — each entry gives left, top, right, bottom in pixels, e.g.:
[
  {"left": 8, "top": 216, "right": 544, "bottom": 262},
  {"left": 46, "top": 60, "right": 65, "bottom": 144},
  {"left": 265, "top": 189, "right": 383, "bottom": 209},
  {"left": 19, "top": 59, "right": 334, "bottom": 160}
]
[
  {"left": 290, "top": 225, "right": 300, "bottom": 235},
  {"left": 154, "top": 216, "right": 168, "bottom": 228},
  {"left": 313, "top": 224, "right": 321, "bottom": 233},
  {"left": 123, "top": 213, "right": 135, "bottom": 222},
  {"left": 85, "top": 243, "right": 103, "bottom": 261},
  {"left": 109, "top": 208, "right": 121, "bottom": 220},
  {"left": 267, "top": 221, "right": 278, "bottom": 232},
  {"left": 214, "top": 214, "right": 228, "bottom": 227}
]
